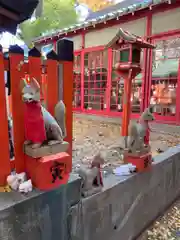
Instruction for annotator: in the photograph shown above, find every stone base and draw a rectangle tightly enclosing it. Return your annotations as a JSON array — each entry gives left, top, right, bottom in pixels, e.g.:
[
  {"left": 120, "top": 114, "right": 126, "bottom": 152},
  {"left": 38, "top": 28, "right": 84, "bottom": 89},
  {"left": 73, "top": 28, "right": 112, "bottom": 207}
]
[
  {"left": 70, "top": 147, "right": 180, "bottom": 240},
  {"left": 0, "top": 174, "right": 81, "bottom": 240},
  {"left": 25, "top": 152, "right": 72, "bottom": 191},
  {"left": 124, "top": 145, "right": 151, "bottom": 157},
  {"left": 124, "top": 152, "right": 152, "bottom": 172},
  {"left": 24, "top": 141, "right": 69, "bottom": 158}
]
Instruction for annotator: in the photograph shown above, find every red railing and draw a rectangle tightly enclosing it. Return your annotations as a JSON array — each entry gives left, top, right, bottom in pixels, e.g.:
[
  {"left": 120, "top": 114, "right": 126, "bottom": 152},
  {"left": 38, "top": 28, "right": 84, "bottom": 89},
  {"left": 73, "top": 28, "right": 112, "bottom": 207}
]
[{"left": 0, "top": 46, "right": 73, "bottom": 185}]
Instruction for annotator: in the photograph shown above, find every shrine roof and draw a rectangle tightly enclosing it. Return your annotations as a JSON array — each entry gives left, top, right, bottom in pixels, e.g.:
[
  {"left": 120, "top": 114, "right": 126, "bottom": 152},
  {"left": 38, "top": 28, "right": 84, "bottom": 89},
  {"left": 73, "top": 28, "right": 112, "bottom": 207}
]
[
  {"left": 86, "top": 0, "right": 141, "bottom": 21},
  {"left": 105, "top": 28, "right": 155, "bottom": 49},
  {"left": 33, "top": 0, "right": 172, "bottom": 44},
  {"left": 0, "top": 0, "right": 39, "bottom": 34}
]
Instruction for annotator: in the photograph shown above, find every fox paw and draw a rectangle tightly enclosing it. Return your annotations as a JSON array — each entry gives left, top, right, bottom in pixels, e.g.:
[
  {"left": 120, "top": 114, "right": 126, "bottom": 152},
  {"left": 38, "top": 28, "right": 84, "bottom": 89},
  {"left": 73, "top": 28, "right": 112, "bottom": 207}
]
[
  {"left": 31, "top": 143, "right": 42, "bottom": 149},
  {"left": 48, "top": 140, "right": 62, "bottom": 146}
]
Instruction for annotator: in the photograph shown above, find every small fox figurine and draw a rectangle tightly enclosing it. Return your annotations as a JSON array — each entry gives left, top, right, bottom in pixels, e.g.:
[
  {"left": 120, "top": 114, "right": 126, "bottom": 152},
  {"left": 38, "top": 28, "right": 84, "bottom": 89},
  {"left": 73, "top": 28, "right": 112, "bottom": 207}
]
[
  {"left": 21, "top": 78, "right": 66, "bottom": 149},
  {"left": 127, "top": 107, "right": 154, "bottom": 154},
  {"left": 75, "top": 153, "right": 104, "bottom": 197}
]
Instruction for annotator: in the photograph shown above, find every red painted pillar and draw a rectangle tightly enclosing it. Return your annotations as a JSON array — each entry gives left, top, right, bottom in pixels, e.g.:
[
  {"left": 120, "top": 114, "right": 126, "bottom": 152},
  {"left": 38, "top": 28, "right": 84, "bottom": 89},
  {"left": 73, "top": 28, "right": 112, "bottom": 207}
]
[
  {"left": 143, "top": 14, "right": 152, "bottom": 110},
  {"left": 46, "top": 59, "right": 58, "bottom": 116},
  {"left": 176, "top": 59, "right": 180, "bottom": 124},
  {"left": 0, "top": 50, "right": 11, "bottom": 184},
  {"left": 121, "top": 72, "right": 132, "bottom": 137},
  {"left": 56, "top": 39, "right": 74, "bottom": 170},
  {"left": 106, "top": 48, "right": 112, "bottom": 113},
  {"left": 9, "top": 46, "right": 25, "bottom": 173},
  {"left": 80, "top": 50, "right": 85, "bottom": 111},
  {"left": 63, "top": 61, "right": 73, "bottom": 162}
]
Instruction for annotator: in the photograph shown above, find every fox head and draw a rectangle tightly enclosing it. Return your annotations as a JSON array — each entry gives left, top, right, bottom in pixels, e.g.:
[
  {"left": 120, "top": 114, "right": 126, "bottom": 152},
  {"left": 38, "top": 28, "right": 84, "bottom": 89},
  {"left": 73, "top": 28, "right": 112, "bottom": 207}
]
[
  {"left": 20, "top": 78, "right": 41, "bottom": 103},
  {"left": 140, "top": 107, "right": 155, "bottom": 122}
]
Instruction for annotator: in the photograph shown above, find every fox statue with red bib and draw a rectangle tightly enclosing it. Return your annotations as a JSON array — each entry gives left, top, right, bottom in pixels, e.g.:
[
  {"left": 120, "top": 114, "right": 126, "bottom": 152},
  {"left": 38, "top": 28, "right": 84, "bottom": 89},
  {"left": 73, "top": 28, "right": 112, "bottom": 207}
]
[{"left": 20, "top": 78, "right": 66, "bottom": 149}]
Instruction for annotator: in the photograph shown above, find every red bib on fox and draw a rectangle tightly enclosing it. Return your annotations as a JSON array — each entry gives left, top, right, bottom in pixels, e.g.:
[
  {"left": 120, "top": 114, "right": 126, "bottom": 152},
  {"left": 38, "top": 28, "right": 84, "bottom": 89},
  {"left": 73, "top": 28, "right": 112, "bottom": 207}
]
[{"left": 24, "top": 102, "right": 47, "bottom": 143}]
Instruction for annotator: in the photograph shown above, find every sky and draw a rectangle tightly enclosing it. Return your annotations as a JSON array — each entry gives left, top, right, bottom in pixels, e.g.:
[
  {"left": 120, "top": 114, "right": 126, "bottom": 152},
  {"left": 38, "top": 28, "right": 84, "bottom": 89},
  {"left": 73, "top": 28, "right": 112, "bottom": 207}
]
[{"left": 0, "top": 32, "right": 24, "bottom": 50}]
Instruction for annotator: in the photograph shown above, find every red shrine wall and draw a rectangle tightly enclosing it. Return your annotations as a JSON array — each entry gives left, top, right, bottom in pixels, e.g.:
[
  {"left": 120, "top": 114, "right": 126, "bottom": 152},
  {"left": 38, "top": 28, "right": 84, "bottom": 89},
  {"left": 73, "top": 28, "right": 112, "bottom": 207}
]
[{"left": 35, "top": 3, "right": 180, "bottom": 124}]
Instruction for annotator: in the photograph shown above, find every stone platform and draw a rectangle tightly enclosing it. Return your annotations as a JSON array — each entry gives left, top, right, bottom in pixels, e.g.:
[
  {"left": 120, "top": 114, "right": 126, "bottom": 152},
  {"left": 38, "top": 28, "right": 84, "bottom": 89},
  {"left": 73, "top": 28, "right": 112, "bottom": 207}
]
[
  {"left": 0, "top": 174, "right": 81, "bottom": 240},
  {"left": 1, "top": 145, "right": 180, "bottom": 240},
  {"left": 70, "top": 146, "right": 180, "bottom": 240}
]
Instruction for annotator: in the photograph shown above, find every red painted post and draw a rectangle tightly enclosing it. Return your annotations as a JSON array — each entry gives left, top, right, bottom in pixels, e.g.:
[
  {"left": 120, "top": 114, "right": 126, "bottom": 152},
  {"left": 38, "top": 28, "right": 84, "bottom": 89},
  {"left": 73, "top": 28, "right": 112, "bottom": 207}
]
[
  {"left": 176, "top": 59, "right": 180, "bottom": 124},
  {"left": 81, "top": 50, "right": 85, "bottom": 111},
  {"left": 46, "top": 59, "right": 58, "bottom": 116},
  {"left": 143, "top": 14, "right": 152, "bottom": 110},
  {"left": 106, "top": 48, "right": 112, "bottom": 113},
  {"left": 9, "top": 48, "right": 25, "bottom": 173},
  {"left": 63, "top": 61, "right": 73, "bottom": 164},
  {"left": 121, "top": 72, "right": 132, "bottom": 136},
  {"left": 28, "top": 48, "right": 42, "bottom": 94},
  {"left": 0, "top": 51, "right": 11, "bottom": 185},
  {"left": 56, "top": 39, "right": 73, "bottom": 170}
]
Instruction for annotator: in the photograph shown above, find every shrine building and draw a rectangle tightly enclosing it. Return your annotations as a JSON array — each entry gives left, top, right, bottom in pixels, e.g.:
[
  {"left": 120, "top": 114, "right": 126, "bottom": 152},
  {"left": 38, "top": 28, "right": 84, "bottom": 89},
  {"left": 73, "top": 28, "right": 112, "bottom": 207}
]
[{"left": 33, "top": 0, "right": 180, "bottom": 124}]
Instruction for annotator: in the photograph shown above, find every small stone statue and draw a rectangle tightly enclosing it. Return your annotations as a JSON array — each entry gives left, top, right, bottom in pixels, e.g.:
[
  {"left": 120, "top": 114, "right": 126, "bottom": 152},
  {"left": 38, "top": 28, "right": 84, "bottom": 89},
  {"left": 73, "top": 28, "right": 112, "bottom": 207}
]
[
  {"left": 75, "top": 153, "right": 104, "bottom": 197},
  {"left": 127, "top": 107, "right": 154, "bottom": 154},
  {"left": 20, "top": 78, "right": 67, "bottom": 149}
]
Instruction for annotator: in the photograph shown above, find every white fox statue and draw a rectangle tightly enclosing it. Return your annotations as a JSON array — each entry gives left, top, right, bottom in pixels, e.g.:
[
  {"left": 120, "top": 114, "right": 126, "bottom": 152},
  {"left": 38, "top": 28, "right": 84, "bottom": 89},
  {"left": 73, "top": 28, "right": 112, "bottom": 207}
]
[
  {"left": 21, "top": 78, "right": 67, "bottom": 149},
  {"left": 127, "top": 107, "right": 155, "bottom": 154}
]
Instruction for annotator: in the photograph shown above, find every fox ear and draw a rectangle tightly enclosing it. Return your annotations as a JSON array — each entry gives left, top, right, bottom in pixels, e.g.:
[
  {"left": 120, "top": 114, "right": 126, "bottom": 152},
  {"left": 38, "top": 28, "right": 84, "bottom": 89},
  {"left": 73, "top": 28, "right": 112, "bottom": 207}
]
[
  {"left": 20, "top": 78, "right": 27, "bottom": 90},
  {"left": 30, "top": 78, "right": 40, "bottom": 90}
]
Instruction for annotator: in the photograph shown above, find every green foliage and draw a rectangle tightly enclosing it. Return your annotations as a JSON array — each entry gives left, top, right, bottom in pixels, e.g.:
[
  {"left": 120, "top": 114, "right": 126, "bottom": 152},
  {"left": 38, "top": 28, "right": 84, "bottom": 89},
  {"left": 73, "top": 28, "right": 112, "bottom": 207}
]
[{"left": 20, "top": 0, "right": 78, "bottom": 44}]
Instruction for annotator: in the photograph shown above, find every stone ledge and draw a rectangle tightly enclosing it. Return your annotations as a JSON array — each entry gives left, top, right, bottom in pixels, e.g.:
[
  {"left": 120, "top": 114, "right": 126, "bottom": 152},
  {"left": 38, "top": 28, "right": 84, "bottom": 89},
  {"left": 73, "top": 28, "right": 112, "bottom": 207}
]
[
  {"left": 24, "top": 141, "right": 69, "bottom": 158},
  {"left": 70, "top": 146, "right": 180, "bottom": 240},
  {"left": 0, "top": 174, "right": 81, "bottom": 240}
]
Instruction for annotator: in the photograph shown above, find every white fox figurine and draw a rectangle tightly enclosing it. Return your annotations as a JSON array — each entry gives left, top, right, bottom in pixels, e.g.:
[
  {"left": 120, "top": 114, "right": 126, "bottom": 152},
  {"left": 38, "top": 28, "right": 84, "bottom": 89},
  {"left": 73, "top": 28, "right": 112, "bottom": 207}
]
[
  {"left": 21, "top": 78, "right": 67, "bottom": 148},
  {"left": 127, "top": 107, "right": 155, "bottom": 154}
]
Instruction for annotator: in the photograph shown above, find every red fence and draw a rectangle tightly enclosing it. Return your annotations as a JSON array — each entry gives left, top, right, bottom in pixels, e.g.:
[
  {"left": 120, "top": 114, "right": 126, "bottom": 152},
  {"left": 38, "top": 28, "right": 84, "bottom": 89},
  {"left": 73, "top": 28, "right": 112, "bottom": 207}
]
[{"left": 0, "top": 46, "right": 73, "bottom": 185}]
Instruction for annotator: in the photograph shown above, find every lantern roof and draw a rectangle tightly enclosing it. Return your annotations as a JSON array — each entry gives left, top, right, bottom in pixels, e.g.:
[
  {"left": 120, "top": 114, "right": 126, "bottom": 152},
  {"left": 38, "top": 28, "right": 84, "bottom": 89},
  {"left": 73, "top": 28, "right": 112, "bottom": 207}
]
[
  {"left": 105, "top": 28, "right": 155, "bottom": 49},
  {"left": 0, "top": 0, "right": 40, "bottom": 34}
]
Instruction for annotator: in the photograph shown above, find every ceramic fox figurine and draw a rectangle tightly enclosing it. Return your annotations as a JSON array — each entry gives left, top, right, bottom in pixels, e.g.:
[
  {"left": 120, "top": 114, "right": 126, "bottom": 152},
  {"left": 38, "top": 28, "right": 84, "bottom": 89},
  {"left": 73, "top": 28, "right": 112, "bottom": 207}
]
[
  {"left": 21, "top": 78, "right": 66, "bottom": 149},
  {"left": 127, "top": 108, "right": 154, "bottom": 154}
]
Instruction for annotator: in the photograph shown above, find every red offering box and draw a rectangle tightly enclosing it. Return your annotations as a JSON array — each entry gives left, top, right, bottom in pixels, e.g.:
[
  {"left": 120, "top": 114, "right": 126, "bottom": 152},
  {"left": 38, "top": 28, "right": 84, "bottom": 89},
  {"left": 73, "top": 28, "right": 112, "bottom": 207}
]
[
  {"left": 124, "top": 152, "right": 152, "bottom": 172},
  {"left": 25, "top": 152, "right": 71, "bottom": 191}
]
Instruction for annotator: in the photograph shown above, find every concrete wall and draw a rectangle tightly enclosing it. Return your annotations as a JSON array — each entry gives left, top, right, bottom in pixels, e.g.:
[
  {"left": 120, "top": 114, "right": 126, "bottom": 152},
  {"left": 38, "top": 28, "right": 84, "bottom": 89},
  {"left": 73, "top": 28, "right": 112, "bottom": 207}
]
[
  {"left": 0, "top": 175, "right": 81, "bottom": 240},
  {"left": 70, "top": 146, "right": 180, "bottom": 240}
]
